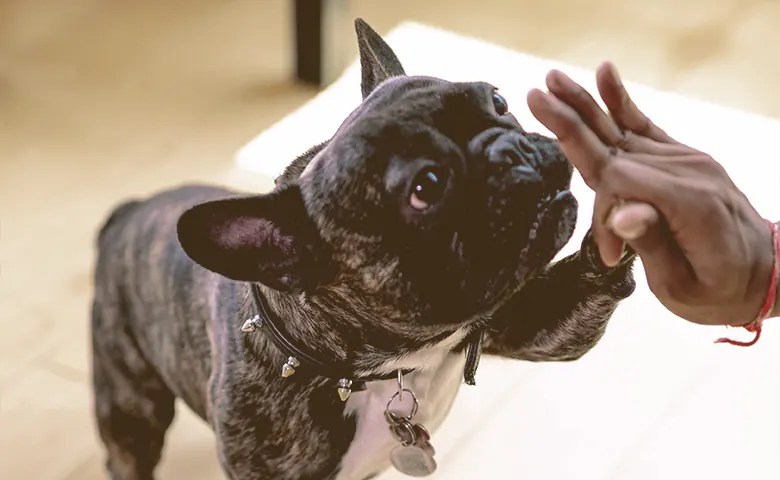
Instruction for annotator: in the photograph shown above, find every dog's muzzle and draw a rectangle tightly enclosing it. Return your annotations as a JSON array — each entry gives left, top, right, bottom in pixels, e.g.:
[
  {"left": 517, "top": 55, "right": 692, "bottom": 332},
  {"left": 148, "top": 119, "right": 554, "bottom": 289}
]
[{"left": 467, "top": 127, "right": 544, "bottom": 183}]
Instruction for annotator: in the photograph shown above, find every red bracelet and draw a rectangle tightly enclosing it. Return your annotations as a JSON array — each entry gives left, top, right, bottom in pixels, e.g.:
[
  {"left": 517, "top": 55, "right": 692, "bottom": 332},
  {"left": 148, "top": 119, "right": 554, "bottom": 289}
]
[{"left": 715, "top": 219, "right": 779, "bottom": 347}]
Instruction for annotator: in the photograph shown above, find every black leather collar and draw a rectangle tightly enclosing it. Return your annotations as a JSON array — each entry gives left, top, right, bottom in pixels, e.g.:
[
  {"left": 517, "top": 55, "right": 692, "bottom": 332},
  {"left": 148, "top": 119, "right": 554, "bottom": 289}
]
[{"left": 246, "top": 283, "right": 485, "bottom": 400}]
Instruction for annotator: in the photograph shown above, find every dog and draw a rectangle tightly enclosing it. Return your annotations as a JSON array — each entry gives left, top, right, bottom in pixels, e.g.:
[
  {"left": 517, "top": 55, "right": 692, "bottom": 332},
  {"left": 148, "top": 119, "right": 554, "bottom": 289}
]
[{"left": 90, "top": 18, "right": 636, "bottom": 480}]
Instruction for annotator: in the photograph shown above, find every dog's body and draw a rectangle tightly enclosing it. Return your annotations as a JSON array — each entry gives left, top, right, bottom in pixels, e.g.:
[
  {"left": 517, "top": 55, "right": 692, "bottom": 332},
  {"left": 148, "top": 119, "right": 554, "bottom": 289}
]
[{"left": 91, "top": 20, "right": 636, "bottom": 480}]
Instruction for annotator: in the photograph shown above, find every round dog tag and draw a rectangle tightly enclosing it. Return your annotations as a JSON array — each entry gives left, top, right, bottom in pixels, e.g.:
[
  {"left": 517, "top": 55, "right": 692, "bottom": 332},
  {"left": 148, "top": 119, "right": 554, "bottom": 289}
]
[
  {"left": 388, "top": 419, "right": 417, "bottom": 446},
  {"left": 412, "top": 423, "right": 431, "bottom": 442},
  {"left": 411, "top": 423, "right": 436, "bottom": 455},
  {"left": 390, "top": 445, "right": 437, "bottom": 477}
]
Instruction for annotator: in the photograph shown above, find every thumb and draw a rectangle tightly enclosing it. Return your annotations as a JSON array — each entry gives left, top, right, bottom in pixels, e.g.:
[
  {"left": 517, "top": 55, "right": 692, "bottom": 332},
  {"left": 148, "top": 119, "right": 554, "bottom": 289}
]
[
  {"left": 609, "top": 202, "right": 658, "bottom": 242},
  {"left": 608, "top": 202, "right": 694, "bottom": 290}
]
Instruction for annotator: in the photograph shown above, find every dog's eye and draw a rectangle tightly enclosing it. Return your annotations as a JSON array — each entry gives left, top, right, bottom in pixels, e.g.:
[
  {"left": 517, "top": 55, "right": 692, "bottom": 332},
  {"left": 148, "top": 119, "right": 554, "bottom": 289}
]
[
  {"left": 410, "top": 168, "right": 447, "bottom": 211},
  {"left": 492, "top": 90, "right": 509, "bottom": 115}
]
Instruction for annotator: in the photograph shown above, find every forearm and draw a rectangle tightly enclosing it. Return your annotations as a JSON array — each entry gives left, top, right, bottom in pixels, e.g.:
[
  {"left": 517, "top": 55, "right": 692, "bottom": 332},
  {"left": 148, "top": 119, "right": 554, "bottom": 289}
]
[{"left": 483, "top": 233, "right": 636, "bottom": 362}]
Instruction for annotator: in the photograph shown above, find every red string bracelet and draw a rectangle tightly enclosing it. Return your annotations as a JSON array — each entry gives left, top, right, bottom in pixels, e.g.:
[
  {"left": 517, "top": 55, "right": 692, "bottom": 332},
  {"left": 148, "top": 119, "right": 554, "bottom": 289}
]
[{"left": 715, "top": 219, "right": 779, "bottom": 347}]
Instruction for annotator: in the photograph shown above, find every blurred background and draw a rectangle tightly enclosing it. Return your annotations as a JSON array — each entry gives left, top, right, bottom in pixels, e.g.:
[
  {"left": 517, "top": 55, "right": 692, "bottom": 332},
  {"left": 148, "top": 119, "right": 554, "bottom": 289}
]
[{"left": 2, "top": 0, "right": 780, "bottom": 478}]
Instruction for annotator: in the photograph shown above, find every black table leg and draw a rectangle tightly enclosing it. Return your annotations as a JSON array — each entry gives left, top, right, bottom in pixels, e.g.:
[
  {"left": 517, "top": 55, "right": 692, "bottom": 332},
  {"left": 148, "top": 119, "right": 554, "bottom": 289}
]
[{"left": 293, "top": 0, "right": 349, "bottom": 87}]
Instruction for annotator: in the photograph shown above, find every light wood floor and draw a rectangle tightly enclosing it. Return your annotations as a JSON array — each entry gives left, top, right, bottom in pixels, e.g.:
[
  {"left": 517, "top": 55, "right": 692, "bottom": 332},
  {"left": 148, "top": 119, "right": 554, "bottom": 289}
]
[{"left": 3, "top": 0, "right": 780, "bottom": 478}]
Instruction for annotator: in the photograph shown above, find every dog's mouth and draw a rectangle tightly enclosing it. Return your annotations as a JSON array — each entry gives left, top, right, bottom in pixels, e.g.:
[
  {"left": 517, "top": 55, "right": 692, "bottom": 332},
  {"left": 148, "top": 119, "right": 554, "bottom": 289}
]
[
  {"left": 538, "top": 186, "right": 570, "bottom": 210},
  {"left": 514, "top": 186, "right": 577, "bottom": 272},
  {"left": 531, "top": 188, "right": 576, "bottom": 249},
  {"left": 476, "top": 182, "right": 577, "bottom": 310}
]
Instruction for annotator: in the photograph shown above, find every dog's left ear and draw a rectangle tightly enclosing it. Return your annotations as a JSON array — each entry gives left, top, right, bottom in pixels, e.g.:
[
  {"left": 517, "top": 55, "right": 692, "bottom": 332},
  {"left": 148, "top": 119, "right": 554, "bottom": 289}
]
[
  {"left": 355, "top": 18, "right": 406, "bottom": 99},
  {"left": 176, "top": 185, "right": 329, "bottom": 293}
]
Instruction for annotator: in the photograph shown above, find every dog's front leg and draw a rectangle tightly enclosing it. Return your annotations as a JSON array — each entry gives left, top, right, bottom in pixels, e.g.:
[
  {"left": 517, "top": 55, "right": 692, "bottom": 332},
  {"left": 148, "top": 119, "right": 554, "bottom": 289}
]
[{"left": 483, "top": 230, "right": 636, "bottom": 362}]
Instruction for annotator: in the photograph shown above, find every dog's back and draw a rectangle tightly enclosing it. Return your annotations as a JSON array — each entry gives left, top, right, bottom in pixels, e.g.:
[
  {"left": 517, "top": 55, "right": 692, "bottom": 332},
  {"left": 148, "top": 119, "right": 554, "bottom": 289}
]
[{"left": 91, "top": 185, "right": 239, "bottom": 474}]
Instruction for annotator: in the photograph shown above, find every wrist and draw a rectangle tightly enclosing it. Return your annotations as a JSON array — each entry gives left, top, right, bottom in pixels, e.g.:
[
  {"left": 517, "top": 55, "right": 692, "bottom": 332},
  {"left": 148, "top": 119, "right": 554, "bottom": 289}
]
[
  {"left": 771, "top": 283, "right": 780, "bottom": 319},
  {"left": 772, "top": 221, "right": 780, "bottom": 319},
  {"left": 715, "top": 219, "right": 777, "bottom": 345},
  {"left": 764, "top": 221, "right": 780, "bottom": 320},
  {"left": 743, "top": 219, "right": 779, "bottom": 324}
]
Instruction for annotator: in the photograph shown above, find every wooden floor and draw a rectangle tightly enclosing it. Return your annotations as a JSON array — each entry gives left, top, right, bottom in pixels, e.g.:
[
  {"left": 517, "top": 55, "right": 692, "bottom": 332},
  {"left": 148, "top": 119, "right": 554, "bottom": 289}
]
[{"left": 3, "top": 0, "right": 780, "bottom": 478}]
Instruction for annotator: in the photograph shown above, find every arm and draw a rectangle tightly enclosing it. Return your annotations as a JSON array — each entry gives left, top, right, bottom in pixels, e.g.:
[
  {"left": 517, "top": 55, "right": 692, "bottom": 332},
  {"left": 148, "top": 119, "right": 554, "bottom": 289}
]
[{"left": 483, "top": 231, "right": 636, "bottom": 362}]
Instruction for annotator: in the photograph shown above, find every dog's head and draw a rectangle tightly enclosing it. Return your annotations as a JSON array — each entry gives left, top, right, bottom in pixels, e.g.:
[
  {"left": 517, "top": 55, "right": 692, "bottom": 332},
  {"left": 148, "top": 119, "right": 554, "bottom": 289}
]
[{"left": 178, "top": 19, "right": 577, "bottom": 334}]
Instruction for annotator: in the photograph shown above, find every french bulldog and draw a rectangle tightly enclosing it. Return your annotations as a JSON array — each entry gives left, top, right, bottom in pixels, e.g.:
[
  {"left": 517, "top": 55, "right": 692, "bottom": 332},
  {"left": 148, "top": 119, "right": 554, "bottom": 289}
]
[{"left": 90, "top": 18, "right": 635, "bottom": 480}]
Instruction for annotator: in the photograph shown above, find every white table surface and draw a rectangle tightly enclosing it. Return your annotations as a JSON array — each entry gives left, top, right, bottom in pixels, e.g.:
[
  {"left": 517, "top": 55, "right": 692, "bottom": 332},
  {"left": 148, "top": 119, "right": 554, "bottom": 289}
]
[{"left": 233, "top": 22, "right": 780, "bottom": 480}]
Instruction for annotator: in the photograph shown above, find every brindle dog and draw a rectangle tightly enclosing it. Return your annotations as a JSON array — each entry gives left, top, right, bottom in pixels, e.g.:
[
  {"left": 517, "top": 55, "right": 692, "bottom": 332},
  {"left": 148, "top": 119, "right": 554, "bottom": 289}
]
[{"left": 91, "top": 18, "right": 635, "bottom": 480}]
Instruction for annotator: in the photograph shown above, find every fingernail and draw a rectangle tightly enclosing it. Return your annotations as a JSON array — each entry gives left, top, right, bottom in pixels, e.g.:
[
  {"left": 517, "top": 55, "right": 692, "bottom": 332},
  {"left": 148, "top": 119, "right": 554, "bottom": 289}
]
[
  {"left": 608, "top": 63, "right": 623, "bottom": 86},
  {"left": 601, "top": 248, "right": 620, "bottom": 268},
  {"left": 610, "top": 208, "right": 647, "bottom": 240},
  {"left": 614, "top": 221, "right": 647, "bottom": 240},
  {"left": 547, "top": 70, "right": 560, "bottom": 87},
  {"left": 608, "top": 63, "right": 631, "bottom": 107},
  {"left": 547, "top": 70, "right": 565, "bottom": 90}
]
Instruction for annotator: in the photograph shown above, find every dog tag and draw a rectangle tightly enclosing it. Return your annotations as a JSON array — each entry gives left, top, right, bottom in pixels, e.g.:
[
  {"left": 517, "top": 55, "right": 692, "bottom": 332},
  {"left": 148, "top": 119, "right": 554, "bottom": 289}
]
[
  {"left": 412, "top": 423, "right": 430, "bottom": 442},
  {"left": 412, "top": 423, "right": 436, "bottom": 456},
  {"left": 390, "top": 444, "right": 437, "bottom": 477},
  {"left": 388, "top": 418, "right": 417, "bottom": 446},
  {"left": 385, "top": 381, "right": 436, "bottom": 476}
]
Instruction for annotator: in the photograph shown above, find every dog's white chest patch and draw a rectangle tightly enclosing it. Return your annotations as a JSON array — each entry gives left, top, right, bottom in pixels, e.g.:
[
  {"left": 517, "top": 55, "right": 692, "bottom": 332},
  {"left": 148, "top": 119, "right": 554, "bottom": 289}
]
[{"left": 335, "top": 329, "right": 469, "bottom": 480}]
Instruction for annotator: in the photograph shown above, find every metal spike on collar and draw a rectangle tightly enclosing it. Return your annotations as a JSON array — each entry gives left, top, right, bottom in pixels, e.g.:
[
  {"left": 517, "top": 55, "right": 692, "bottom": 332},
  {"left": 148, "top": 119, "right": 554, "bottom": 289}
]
[
  {"left": 281, "top": 356, "right": 300, "bottom": 378},
  {"left": 241, "top": 315, "right": 263, "bottom": 333},
  {"left": 337, "top": 378, "right": 353, "bottom": 402}
]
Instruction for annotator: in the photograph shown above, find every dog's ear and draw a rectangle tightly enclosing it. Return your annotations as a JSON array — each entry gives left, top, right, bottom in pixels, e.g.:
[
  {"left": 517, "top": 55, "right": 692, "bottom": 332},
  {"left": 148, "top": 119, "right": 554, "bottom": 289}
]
[
  {"left": 177, "top": 185, "right": 328, "bottom": 292},
  {"left": 355, "top": 18, "right": 406, "bottom": 99}
]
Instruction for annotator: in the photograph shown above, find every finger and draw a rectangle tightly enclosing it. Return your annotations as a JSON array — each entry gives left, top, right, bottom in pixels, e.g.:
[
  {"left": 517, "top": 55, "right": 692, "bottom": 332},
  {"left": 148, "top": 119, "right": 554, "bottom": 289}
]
[
  {"left": 592, "top": 193, "right": 626, "bottom": 267},
  {"left": 587, "top": 158, "right": 700, "bottom": 299},
  {"left": 618, "top": 131, "right": 692, "bottom": 156},
  {"left": 618, "top": 151, "right": 724, "bottom": 187},
  {"left": 595, "top": 62, "right": 679, "bottom": 144},
  {"left": 608, "top": 201, "right": 696, "bottom": 296},
  {"left": 527, "top": 88, "right": 612, "bottom": 189},
  {"left": 545, "top": 70, "right": 686, "bottom": 156},
  {"left": 545, "top": 69, "right": 624, "bottom": 146},
  {"left": 590, "top": 155, "right": 686, "bottom": 237},
  {"left": 609, "top": 201, "right": 659, "bottom": 241},
  {"left": 600, "top": 154, "right": 730, "bottom": 289}
]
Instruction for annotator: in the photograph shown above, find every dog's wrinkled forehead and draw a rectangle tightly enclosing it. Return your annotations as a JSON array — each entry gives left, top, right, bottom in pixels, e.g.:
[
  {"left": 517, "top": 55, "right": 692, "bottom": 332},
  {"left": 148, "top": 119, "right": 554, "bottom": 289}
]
[
  {"left": 358, "top": 75, "right": 490, "bottom": 122},
  {"left": 300, "top": 75, "right": 516, "bottom": 193},
  {"left": 348, "top": 75, "right": 516, "bottom": 141}
]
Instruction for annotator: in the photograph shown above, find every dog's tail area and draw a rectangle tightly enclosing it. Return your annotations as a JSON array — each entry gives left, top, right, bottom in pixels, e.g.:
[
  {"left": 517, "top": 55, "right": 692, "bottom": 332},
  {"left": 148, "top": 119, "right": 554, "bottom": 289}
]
[{"left": 96, "top": 200, "right": 142, "bottom": 246}]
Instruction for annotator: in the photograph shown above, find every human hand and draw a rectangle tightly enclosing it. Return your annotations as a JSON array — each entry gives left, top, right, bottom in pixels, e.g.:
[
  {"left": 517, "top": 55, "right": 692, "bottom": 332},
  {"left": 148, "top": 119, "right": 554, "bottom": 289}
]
[{"left": 526, "top": 62, "right": 777, "bottom": 326}]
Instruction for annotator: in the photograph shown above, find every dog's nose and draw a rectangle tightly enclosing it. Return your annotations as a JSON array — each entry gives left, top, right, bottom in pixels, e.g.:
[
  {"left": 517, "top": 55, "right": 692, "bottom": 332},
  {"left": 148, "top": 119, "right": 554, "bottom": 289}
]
[
  {"left": 507, "top": 164, "right": 543, "bottom": 183},
  {"left": 469, "top": 128, "right": 544, "bottom": 180}
]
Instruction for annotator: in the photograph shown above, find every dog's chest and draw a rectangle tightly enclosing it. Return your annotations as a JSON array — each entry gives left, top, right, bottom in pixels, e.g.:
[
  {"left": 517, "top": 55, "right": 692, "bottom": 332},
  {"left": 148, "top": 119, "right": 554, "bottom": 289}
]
[{"left": 336, "top": 342, "right": 467, "bottom": 480}]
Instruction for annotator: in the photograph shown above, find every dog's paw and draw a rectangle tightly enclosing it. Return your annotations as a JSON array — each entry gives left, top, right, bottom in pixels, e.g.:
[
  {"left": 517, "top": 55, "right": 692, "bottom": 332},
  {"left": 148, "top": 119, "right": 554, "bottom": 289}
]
[{"left": 580, "top": 229, "right": 637, "bottom": 299}]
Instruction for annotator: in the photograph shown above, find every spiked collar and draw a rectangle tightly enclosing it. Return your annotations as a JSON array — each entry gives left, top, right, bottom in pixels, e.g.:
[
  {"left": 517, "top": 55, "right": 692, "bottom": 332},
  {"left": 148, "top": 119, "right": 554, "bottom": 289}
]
[{"left": 242, "top": 283, "right": 485, "bottom": 402}]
